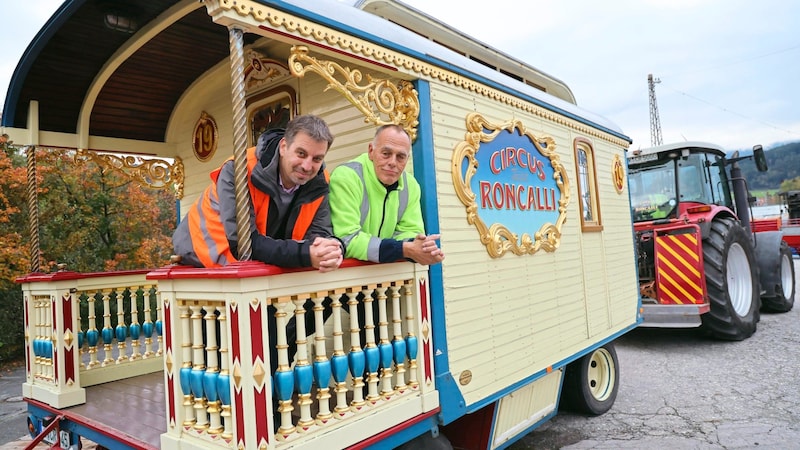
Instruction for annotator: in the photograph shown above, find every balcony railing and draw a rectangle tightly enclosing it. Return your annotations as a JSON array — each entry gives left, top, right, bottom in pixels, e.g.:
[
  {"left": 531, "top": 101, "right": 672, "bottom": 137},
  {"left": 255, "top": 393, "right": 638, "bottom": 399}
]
[
  {"left": 150, "top": 259, "right": 438, "bottom": 450},
  {"left": 18, "top": 269, "right": 164, "bottom": 408}
]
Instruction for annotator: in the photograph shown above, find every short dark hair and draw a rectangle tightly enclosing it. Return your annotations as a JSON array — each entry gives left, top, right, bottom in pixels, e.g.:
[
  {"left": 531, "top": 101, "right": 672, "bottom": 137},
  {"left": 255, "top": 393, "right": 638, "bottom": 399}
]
[{"left": 285, "top": 114, "right": 334, "bottom": 150}]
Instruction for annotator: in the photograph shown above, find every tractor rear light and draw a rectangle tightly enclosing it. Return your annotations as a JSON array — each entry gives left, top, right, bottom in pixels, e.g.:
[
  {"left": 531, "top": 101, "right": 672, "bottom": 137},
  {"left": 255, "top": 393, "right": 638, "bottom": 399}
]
[{"left": 686, "top": 205, "right": 712, "bottom": 214}]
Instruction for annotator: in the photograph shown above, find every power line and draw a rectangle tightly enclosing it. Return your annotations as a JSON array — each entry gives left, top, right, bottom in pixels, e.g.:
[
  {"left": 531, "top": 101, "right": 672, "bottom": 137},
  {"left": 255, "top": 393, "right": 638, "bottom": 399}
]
[
  {"left": 659, "top": 82, "right": 800, "bottom": 138},
  {"left": 661, "top": 44, "right": 800, "bottom": 78}
]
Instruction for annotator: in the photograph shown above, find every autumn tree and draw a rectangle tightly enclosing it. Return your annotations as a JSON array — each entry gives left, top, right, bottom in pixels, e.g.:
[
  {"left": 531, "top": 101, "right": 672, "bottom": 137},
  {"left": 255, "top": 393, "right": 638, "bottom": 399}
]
[
  {"left": 0, "top": 145, "right": 176, "bottom": 361},
  {"left": 0, "top": 146, "right": 30, "bottom": 281},
  {"left": 35, "top": 150, "right": 176, "bottom": 272}
]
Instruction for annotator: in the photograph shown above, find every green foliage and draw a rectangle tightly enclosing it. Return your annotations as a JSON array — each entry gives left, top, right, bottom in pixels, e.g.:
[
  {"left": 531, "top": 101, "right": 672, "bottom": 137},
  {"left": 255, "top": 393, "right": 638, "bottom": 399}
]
[
  {"left": 0, "top": 283, "right": 24, "bottom": 363},
  {"left": 780, "top": 177, "right": 800, "bottom": 192},
  {"left": 0, "top": 148, "right": 176, "bottom": 362},
  {"left": 736, "top": 141, "right": 800, "bottom": 190}
]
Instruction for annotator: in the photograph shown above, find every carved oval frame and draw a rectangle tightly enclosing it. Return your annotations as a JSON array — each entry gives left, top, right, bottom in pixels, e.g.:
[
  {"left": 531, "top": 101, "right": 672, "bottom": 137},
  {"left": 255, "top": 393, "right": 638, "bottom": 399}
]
[{"left": 451, "top": 113, "right": 570, "bottom": 257}]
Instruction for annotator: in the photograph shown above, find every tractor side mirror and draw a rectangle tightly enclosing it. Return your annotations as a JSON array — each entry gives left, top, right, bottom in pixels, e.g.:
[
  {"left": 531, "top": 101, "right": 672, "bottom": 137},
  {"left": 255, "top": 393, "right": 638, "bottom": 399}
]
[{"left": 753, "top": 145, "right": 768, "bottom": 172}]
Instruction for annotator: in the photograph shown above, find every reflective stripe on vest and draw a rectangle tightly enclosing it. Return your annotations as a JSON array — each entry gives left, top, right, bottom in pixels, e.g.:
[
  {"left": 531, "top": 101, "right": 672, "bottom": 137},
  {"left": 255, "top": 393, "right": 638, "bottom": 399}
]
[
  {"left": 342, "top": 161, "right": 409, "bottom": 226},
  {"left": 191, "top": 147, "right": 326, "bottom": 267}
]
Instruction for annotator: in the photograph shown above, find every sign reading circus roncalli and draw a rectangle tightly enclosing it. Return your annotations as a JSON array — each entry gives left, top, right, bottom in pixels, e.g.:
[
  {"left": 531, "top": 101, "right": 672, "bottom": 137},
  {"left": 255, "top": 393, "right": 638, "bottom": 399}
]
[{"left": 452, "top": 113, "right": 569, "bottom": 257}]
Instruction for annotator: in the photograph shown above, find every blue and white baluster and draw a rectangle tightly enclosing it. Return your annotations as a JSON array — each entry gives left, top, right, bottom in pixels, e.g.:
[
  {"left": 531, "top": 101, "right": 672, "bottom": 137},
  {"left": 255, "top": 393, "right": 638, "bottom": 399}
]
[
  {"left": 273, "top": 300, "right": 296, "bottom": 437},
  {"left": 85, "top": 294, "right": 100, "bottom": 369},
  {"left": 179, "top": 302, "right": 195, "bottom": 427},
  {"left": 312, "top": 293, "right": 332, "bottom": 424},
  {"left": 403, "top": 282, "right": 419, "bottom": 389},
  {"left": 362, "top": 286, "right": 380, "bottom": 404},
  {"left": 347, "top": 291, "right": 366, "bottom": 410},
  {"left": 190, "top": 303, "right": 208, "bottom": 430},
  {"left": 203, "top": 305, "right": 222, "bottom": 435},
  {"left": 100, "top": 290, "right": 115, "bottom": 366},
  {"left": 216, "top": 306, "right": 232, "bottom": 440},
  {"left": 390, "top": 283, "right": 407, "bottom": 393},
  {"left": 330, "top": 292, "right": 350, "bottom": 417},
  {"left": 115, "top": 289, "right": 128, "bottom": 363},
  {"left": 293, "top": 297, "right": 314, "bottom": 431},
  {"left": 142, "top": 288, "right": 155, "bottom": 358},
  {"left": 377, "top": 285, "right": 394, "bottom": 399},
  {"left": 155, "top": 287, "right": 164, "bottom": 356},
  {"left": 128, "top": 287, "right": 143, "bottom": 361}
]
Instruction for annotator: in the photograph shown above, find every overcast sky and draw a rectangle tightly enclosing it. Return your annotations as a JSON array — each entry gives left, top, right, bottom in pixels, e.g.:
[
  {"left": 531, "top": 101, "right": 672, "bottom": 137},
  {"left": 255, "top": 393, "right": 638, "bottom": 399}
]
[{"left": 3, "top": 0, "right": 799, "bottom": 151}]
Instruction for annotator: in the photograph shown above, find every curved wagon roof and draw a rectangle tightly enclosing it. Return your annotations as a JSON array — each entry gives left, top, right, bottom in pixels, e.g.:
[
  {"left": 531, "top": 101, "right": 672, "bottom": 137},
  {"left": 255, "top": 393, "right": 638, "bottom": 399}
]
[{"left": 2, "top": 0, "right": 629, "bottom": 152}]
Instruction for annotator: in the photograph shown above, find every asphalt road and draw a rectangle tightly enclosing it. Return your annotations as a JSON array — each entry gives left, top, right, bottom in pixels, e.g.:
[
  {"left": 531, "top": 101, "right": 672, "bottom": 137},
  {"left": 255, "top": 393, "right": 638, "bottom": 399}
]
[
  {"left": 512, "top": 262, "right": 800, "bottom": 450},
  {"left": 2, "top": 265, "right": 798, "bottom": 449},
  {"left": 0, "top": 359, "right": 29, "bottom": 447}
]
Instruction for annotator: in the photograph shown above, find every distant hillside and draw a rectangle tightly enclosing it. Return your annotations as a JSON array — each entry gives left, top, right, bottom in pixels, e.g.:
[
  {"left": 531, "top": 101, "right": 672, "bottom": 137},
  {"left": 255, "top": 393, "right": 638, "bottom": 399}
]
[{"left": 729, "top": 141, "right": 800, "bottom": 190}]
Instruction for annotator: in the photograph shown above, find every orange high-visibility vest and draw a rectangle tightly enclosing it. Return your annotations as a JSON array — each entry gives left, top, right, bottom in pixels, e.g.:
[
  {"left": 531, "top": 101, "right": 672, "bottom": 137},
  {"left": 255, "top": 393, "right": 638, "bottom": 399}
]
[{"left": 186, "top": 147, "right": 326, "bottom": 267}]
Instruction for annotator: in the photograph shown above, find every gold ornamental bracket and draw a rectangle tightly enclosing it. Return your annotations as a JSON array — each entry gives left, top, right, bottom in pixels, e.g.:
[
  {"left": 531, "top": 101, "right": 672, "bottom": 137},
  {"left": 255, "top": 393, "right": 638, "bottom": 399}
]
[
  {"left": 451, "top": 113, "right": 570, "bottom": 258},
  {"left": 288, "top": 46, "right": 419, "bottom": 141},
  {"left": 73, "top": 149, "right": 185, "bottom": 200}
]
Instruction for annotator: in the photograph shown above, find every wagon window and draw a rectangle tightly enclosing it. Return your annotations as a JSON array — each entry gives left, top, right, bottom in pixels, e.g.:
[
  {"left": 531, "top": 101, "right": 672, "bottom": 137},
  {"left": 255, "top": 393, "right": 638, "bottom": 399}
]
[{"left": 574, "top": 138, "right": 603, "bottom": 231}]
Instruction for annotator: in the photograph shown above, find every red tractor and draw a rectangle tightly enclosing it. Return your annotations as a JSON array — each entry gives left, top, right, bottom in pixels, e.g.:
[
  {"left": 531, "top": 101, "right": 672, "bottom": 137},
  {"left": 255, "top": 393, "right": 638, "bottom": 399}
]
[{"left": 628, "top": 142, "right": 795, "bottom": 340}]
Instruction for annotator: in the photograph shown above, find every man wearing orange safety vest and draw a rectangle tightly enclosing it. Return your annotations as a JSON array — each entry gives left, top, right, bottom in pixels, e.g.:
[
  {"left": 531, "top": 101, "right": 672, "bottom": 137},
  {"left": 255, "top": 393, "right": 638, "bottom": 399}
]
[{"left": 172, "top": 114, "right": 343, "bottom": 271}]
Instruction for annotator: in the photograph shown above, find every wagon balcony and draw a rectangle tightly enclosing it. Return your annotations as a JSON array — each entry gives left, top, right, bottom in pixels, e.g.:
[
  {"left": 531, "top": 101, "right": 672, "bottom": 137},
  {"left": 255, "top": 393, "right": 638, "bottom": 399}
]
[{"left": 149, "top": 259, "right": 439, "bottom": 449}]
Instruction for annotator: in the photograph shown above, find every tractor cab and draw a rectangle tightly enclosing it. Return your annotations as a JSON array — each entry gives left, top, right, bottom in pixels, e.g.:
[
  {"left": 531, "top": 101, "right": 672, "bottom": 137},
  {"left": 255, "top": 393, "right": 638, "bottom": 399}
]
[{"left": 628, "top": 143, "right": 733, "bottom": 223}]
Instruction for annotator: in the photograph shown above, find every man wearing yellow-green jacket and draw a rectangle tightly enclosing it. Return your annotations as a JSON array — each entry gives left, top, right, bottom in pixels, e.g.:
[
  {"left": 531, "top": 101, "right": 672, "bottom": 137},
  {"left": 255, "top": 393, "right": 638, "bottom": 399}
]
[{"left": 329, "top": 124, "right": 444, "bottom": 265}]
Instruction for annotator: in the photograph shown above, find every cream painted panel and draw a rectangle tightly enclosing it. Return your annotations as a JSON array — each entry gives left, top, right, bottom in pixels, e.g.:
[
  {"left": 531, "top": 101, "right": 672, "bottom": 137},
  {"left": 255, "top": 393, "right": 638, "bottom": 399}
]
[
  {"left": 429, "top": 81, "right": 636, "bottom": 405},
  {"left": 167, "top": 53, "right": 401, "bottom": 214}
]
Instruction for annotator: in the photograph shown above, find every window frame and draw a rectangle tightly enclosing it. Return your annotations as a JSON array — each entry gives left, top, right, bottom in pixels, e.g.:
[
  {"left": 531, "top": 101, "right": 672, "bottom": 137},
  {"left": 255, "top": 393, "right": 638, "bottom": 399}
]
[{"left": 573, "top": 137, "right": 603, "bottom": 231}]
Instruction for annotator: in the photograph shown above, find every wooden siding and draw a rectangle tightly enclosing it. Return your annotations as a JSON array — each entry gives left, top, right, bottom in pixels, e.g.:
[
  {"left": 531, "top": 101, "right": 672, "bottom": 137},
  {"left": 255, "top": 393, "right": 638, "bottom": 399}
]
[{"left": 428, "top": 81, "right": 637, "bottom": 406}]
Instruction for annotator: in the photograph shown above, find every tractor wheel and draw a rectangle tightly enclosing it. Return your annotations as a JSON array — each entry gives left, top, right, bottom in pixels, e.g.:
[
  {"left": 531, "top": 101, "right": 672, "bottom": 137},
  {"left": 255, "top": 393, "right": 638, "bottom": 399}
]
[
  {"left": 760, "top": 241, "right": 795, "bottom": 313},
  {"left": 701, "top": 217, "right": 759, "bottom": 340},
  {"left": 560, "top": 343, "right": 619, "bottom": 416}
]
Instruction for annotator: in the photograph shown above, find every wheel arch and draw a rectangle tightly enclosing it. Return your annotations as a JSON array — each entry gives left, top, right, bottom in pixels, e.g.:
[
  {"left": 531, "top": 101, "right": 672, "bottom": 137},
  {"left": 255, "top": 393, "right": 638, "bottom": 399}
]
[{"left": 754, "top": 230, "right": 785, "bottom": 298}]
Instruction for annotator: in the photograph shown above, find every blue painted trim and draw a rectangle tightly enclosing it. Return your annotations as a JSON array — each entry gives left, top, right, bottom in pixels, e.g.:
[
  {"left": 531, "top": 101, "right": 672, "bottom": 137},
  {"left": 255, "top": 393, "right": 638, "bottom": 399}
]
[
  {"left": 464, "top": 323, "right": 638, "bottom": 414},
  {"left": 255, "top": 0, "right": 631, "bottom": 144},
  {"left": 27, "top": 402, "right": 149, "bottom": 450},
  {"left": 624, "top": 155, "right": 645, "bottom": 321},
  {"left": 411, "top": 80, "right": 467, "bottom": 425},
  {"left": 2, "top": 0, "right": 87, "bottom": 127}
]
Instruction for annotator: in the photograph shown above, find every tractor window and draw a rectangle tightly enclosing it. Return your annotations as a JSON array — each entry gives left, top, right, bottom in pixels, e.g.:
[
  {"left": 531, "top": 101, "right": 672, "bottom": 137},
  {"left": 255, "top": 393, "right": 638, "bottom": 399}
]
[
  {"left": 677, "top": 156, "right": 713, "bottom": 204},
  {"left": 707, "top": 153, "right": 732, "bottom": 207},
  {"left": 574, "top": 138, "right": 602, "bottom": 231},
  {"left": 628, "top": 158, "right": 676, "bottom": 222}
]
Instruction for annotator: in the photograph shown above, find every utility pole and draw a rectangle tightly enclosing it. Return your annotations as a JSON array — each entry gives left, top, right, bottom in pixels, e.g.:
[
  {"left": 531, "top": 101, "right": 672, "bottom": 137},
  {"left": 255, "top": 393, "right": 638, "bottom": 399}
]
[{"left": 648, "top": 73, "right": 663, "bottom": 147}]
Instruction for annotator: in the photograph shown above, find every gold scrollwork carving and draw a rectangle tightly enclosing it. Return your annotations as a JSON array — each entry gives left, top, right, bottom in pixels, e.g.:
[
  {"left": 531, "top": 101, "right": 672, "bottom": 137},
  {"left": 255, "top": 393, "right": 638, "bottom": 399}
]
[
  {"left": 451, "top": 113, "right": 570, "bottom": 257},
  {"left": 288, "top": 46, "right": 419, "bottom": 141},
  {"left": 73, "top": 149, "right": 185, "bottom": 199},
  {"left": 612, "top": 153, "right": 625, "bottom": 194}
]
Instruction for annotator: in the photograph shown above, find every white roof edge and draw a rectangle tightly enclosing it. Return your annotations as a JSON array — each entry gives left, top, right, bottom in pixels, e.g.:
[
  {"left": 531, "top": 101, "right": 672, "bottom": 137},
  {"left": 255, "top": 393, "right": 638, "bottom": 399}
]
[
  {"left": 632, "top": 141, "right": 726, "bottom": 156},
  {"left": 276, "top": 0, "right": 628, "bottom": 139}
]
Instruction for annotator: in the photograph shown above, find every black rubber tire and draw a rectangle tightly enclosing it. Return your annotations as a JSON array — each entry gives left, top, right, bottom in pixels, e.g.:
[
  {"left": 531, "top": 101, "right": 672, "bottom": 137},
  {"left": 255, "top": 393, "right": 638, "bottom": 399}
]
[
  {"left": 761, "top": 241, "right": 796, "bottom": 313},
  {"left": 560, "top": 343, "right": 619, "bottom": 416},
  {"left": 700, "top": 217, "right": 760, "bottom": 340}
]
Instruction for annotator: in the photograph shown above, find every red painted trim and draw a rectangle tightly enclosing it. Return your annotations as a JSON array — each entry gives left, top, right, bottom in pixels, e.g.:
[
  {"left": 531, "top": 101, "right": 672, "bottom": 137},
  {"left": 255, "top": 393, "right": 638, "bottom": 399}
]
[
  {"left": 254, "top": 387, "right": 269, "bottom": 446},
  {"left": 230, "top": 305, "right": 245, "bottom": 446},
  {"left": 52, "top": 299, "right": 58, "bottom": 383},
  {"left": 257, "top": 25, "right": 398, "bottom": 72},
  {"left": 146, "top": 259, "right": 376, "bottom": 280},
  {"left": 250, "top": 302, "right": 269, "bottom": 444},
  {"left": 420, "top": 279, "right": 432, "bottom": 383},
  {"left": 167, "top": 374, "right": 175, "bottom": 424},
  {"left": 348, "top": 408, "right": 440, "bottom": 449},
  {"left": 17, "top": 269, "right": 152, "bottom": 283},
  {"left": 26, "top": 398, "right": 158, "bottom": 450},
  {"left": 164, "top": 301, "right": 172, "bottom": 353},
  {"left": 63, "top": 293, "right": 74, "bottom": 382},
  {"left": 25, "top": 298, "right": 30, "bottom": 373},
  {"left": 235, "top": 389, "right": 245, "bottom": 448}
]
